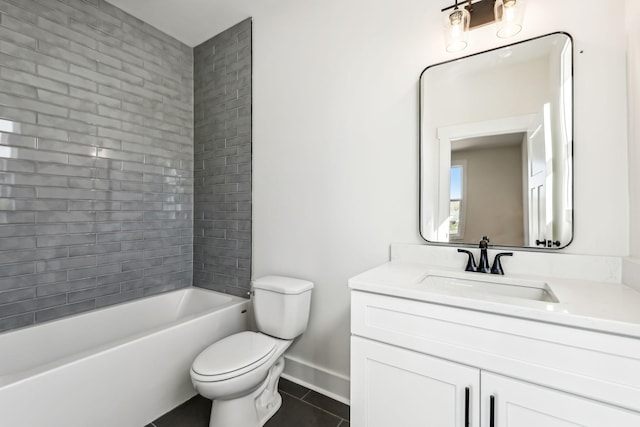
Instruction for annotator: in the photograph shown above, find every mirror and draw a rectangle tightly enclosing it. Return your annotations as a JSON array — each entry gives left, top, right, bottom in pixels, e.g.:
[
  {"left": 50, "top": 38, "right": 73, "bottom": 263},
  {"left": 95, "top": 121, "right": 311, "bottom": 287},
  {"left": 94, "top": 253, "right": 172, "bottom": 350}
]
[{"left": 420, "top": 32, "right": 573, "bottom": 249}]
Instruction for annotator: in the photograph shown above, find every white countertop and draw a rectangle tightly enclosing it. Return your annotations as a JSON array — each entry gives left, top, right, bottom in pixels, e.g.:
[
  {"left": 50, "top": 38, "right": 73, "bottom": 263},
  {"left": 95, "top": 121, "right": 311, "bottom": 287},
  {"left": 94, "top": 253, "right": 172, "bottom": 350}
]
[{"left": 349, "top": 260, "right": 640, "bottom": 339}]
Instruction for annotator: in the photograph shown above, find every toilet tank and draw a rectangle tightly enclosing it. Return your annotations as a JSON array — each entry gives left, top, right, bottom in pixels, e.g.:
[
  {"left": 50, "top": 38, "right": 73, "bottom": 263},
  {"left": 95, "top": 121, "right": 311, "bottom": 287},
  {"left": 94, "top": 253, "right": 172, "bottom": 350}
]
[{"left": 252, "top": 276, "right": 313, "bottom": 340}]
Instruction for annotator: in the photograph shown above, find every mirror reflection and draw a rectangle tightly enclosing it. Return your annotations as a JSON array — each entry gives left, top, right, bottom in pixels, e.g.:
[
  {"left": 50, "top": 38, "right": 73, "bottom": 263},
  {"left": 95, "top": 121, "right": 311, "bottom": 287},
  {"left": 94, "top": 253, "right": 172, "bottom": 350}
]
[{"left": 420, "top": 32, "right": 573, "bottom": 249}]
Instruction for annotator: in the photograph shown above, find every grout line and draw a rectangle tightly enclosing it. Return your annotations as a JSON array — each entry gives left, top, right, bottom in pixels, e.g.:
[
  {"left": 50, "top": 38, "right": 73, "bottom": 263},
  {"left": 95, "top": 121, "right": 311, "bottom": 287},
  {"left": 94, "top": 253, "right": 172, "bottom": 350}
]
[{"left": 281, "top": 390, "right": 346, "bottom": 422}]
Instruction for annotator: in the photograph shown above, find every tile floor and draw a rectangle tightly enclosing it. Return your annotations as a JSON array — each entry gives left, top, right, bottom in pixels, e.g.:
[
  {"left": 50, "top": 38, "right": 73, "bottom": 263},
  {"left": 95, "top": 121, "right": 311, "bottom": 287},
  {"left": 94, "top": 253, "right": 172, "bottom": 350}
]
[{"left": 146, "top": 378, "right": 350, "bottom": 427}]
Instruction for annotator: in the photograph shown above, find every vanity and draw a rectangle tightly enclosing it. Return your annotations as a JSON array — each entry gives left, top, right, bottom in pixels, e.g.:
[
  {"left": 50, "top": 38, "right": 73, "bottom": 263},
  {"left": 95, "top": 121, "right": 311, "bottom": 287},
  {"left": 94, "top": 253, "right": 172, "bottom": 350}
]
[
  {"left": 349, "top": 27, "right": 640, "bottom": 426},
  {"left": 349, "top": 244, "right": 640, "bottom": 426}
]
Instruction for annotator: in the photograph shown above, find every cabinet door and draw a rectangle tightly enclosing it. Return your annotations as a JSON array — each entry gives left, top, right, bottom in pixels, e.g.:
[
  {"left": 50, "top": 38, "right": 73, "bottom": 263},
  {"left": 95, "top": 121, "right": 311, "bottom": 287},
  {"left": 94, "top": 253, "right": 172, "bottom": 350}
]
[
  {"left": 482, "top": 372, "right": 640, "bottom": 427},
  {"left": 351, "top": 336, "right": 480, "bottom": 427}
]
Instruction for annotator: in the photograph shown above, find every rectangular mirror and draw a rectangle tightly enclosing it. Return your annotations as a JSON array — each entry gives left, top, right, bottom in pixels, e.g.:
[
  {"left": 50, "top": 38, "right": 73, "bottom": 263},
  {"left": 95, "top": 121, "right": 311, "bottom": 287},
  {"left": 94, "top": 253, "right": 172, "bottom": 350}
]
[{"left": 420, "top": 32, "right": 573, "bottom": 249}]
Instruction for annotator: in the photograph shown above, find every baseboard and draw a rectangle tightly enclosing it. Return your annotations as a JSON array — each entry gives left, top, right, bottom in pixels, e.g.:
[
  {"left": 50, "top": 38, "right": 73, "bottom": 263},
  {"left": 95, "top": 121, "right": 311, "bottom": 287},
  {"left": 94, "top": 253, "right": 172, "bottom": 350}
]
[{"left": 281, "top": 354, "right": 350, "bottom": 405}]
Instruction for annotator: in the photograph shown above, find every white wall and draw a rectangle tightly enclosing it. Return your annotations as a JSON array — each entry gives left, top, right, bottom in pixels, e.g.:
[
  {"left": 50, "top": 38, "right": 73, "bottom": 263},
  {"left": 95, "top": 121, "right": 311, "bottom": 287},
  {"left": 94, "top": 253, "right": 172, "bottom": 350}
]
[
  {"left": 249, "top": 0, "right": 629, "bottom": 399},
  {"left": 627, "top": 0, "right": 640, "bottom": 258}
]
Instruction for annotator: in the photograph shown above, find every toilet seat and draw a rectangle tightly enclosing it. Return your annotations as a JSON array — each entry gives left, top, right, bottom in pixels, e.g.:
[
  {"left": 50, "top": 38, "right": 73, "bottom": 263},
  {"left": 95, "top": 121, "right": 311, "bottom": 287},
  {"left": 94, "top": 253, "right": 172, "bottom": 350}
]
[{"left": 191, "top": 332, "right": 277, "bottom": 383}]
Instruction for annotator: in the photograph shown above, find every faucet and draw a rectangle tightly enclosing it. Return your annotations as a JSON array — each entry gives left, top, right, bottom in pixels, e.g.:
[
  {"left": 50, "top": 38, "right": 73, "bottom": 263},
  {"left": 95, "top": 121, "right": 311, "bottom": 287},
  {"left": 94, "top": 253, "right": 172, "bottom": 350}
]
[
  {"left": 477, "top": 236, "right": 491, "bottom": 273},
  {"left": 457, "top": 236, "right": 513, "bottom": 275}
]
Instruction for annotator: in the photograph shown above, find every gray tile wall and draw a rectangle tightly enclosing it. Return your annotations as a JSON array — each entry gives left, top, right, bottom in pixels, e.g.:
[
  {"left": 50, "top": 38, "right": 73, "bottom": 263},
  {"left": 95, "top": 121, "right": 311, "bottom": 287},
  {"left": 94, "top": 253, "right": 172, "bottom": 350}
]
[
  {"left": 193, "top": 19, "right": 251, "bottom": 297},
  {"left": 0, "top": 0, "right": 194, "bottom": 333}
]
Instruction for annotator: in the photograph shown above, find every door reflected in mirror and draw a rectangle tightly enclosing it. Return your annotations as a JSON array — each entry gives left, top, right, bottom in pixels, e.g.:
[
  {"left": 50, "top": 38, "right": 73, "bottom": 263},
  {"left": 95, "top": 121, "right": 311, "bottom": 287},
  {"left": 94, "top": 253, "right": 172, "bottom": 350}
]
[{"left": 420, "top": 32, "right": 573, "bottom": 249}]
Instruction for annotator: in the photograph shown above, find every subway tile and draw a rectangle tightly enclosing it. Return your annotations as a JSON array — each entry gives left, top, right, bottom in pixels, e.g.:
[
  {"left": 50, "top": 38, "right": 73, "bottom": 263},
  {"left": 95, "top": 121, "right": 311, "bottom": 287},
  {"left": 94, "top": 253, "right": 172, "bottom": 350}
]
[
  {"left": 37, "top": 114, "right": 97, "bottom": 135},
  {"left": 37, "top": 63, "right": 95, "bottom": 91},
  {"left": 67, "top": 263, "right": 120, "bottom": 280},
  {"left": 0, "top": 236, "right": 36, "bottom": 251},
  {"left": 0, "top": 312, "right": 34, "bottom": 333},
  {"left": 0, "top": 287, "right": 36, "bottom": 305},
  {"left": 0, "top": 294, "right": 66, "bottom": 318},
  {"left": 36, "top": 40, "right": 97, "bottom": 71},
  {"left": 68, "top": 200, "right": 118, "bottom": 211},
  {"left": 37, "top": 233, "right": 96, "bottom": 247},
  {"left": 0, "top": 51, "right": 36, "bottom": 73},
  {"left": 36, "top": 89, "right": 98, "bottom": 113},
  {"left": 36, "top": 255, "right": 97, "bottom": 273},
  {"left": 97, "top": 250, "right": 143, "bottom": 265},
  {"left": 0, "top": 262, "right": 35, "bottom": 277},
  {"left": 37, "top": 163, "right": 94, "bottom": 178},
  {"left": 35, "top": 299, "right": 96, "bottom": 323},
  {"left": 0, "top": 247, "right": 68, "bottom": 265},
  {"left": 0, "top": 211, "right": 35, "bottom": 224},
  {"left": 0, "top": 39, "right": 68, "bottom": 71},
  {"left": 0, "top": 132, "right": 37, "bottom": 149},
  {"left": 96, "top": 231, "right": 143, "bottom": 243},
  {"left": 67, "top": 282, "right": 120, "bottom": 303},
  {"left": 36, "top": 15, "right": 97, "bottom": 49},
  {"left": 0, "top": 105, "right": 36, "bottom": 123},
  {"left": 68, "top": 242, "right": 121, "bottom": 257},
  {"left": 0, "top": 223, "right": 66, "bottom": 238},
  {"left": 95, "top": 288, "right": 143, "bottom": 308},
  {"left": 36, "top": 277, "right": 96, "bottom": 297},
  {"left": 66, "top": 222, "right": 121, "bottom": 234},
  {"left": 0, "top": 146, "right": 68, "bottom": 164},
  {"left": 19, "top": 123, "right": 69, "bottom": 140},
  {"left": 69, "top": 86, "right": 121, "bottom": 108},
  {"left": 0, "top": 25, "right": 37, "bottom": 48},
  {"left": 36, "top": 211, "right": 96, "bottom": 223},
  {"left": 0, "top": 270, "right": 67, "bottom": 292},
  {"left": 96, "top": 269, "right": 142, "bottom": 286},
  {"left": 122, "top": 257, "right": 162, "bottom": 272}
]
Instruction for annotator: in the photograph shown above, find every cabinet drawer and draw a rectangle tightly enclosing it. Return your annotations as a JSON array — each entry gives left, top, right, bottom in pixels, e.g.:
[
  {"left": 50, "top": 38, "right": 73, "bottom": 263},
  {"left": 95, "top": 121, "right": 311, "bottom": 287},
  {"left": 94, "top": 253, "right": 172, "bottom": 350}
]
[{"left": 351, "top": 290, "right": 640, "bottom": 412}]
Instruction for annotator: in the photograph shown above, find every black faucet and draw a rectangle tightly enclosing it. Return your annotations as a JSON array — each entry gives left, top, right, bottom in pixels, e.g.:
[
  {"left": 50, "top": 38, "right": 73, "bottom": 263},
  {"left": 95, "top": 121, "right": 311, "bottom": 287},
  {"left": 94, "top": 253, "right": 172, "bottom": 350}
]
[
  {"left": 457, "top": 236, "right": 513, "bottom": 275},
  {"left": 477, "top": 236, "right": 491, "bottom": 273}
]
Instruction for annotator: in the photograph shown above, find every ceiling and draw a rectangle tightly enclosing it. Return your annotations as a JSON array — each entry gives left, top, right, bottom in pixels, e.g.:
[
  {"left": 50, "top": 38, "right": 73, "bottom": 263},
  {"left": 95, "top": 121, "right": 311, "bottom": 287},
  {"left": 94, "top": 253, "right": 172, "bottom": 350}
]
[
  {"left": 451, "top": 133, "right": 526, "bottom": 151},
  {"left": 106, "top": 0, "right": 254, "bottom": 47}
]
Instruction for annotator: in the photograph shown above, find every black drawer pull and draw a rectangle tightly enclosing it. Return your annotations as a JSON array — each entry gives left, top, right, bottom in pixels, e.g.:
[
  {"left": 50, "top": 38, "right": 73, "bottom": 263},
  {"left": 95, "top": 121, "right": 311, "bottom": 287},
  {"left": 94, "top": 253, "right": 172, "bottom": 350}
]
[
  {"left": 464, "top": 387, "right": 470, "bottom": 427},
  {"left": 490, "top": 395, "right": 495, "bottom": 427}
]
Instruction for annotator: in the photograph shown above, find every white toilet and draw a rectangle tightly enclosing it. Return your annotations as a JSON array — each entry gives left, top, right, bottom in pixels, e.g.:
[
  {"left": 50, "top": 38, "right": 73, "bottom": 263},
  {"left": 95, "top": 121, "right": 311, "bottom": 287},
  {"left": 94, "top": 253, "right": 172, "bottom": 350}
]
[{"left": 190, "top": 275, "right": 314, "bottom": 427}]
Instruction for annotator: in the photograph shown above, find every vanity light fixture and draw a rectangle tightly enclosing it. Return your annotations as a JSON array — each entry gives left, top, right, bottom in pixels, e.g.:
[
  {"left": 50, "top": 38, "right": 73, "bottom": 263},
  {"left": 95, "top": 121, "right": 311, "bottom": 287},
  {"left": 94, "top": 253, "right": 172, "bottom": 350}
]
[
  {"left": 443, "top": 0, "right": 471, "bottom": 53},
  {"left": 494, "top": 0, "right": 526, "bottom": 38},
  {"left": 441, "top": 0, "right": 526, "bottom": 52}
]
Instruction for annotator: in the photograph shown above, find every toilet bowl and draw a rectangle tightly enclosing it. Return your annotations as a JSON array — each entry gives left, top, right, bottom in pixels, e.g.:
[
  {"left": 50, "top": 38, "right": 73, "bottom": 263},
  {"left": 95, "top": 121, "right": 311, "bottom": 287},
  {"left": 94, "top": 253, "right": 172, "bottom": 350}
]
[{"left": 190, "top": 276, "right": 313, "bottom": 427}]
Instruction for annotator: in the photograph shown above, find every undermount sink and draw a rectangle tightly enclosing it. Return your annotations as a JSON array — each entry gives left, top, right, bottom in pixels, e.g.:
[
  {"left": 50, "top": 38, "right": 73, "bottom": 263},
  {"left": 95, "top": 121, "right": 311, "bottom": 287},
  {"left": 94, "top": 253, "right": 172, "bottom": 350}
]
[{"left": 421, "top": 271, "right": 559, "bottom": 303}]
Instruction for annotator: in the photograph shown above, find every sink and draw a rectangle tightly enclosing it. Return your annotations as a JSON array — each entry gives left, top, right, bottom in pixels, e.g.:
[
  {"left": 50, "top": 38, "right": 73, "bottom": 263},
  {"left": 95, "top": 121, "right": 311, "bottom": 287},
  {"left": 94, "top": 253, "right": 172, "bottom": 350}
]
[{"left": 421, "top": 271, "right": 559, "bottom": 303}]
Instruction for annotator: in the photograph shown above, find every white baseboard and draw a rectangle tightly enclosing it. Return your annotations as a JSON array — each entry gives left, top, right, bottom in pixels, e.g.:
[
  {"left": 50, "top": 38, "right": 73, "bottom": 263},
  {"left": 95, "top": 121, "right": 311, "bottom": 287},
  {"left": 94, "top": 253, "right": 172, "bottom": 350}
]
[{"left": 281, "top": 354, "right": 350, "bottom": 405}]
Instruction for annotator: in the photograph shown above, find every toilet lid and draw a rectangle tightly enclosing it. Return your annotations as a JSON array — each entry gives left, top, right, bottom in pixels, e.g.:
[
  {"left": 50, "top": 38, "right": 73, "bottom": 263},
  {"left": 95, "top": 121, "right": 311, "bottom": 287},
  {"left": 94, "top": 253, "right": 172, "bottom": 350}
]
[{"left": 192, "top": 331, "right": 276, "bottom": 380}]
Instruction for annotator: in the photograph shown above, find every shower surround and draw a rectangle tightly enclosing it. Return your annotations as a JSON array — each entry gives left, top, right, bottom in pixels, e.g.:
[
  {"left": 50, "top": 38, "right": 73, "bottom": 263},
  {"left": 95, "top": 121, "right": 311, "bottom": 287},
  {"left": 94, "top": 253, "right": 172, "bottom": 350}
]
[
  {"left": 0, "top": 0, "right": 254, "bottom": 334},
  {"left": 193, "top": 19, "right": 252, "bottom": 297}
]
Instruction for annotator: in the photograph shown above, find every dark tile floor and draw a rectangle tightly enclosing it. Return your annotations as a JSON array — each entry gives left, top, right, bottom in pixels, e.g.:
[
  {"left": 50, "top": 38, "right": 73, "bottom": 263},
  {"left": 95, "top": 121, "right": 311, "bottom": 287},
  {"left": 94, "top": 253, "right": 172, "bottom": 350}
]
[{"left": 146, "top": 378, "right": 350, "bottom": 427}]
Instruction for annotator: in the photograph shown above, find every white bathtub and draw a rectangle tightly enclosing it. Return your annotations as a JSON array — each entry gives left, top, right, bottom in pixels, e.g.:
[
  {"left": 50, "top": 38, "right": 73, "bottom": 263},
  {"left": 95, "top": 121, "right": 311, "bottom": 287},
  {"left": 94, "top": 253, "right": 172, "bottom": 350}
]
[{"left": 0, "top": 288, "right": 249, "bottom": 427}]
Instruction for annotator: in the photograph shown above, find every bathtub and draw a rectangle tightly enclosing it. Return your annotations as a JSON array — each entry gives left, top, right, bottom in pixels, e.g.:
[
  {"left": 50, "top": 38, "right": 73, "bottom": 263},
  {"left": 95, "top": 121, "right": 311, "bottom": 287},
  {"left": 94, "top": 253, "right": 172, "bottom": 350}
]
[{"left": 0, "top": 288, "right": 249, "bottom": 427}]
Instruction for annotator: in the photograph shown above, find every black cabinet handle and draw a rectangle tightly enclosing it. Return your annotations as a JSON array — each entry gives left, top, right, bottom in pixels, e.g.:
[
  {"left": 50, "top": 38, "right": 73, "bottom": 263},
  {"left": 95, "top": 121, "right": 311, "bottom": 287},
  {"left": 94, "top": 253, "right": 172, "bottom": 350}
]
[
  {"left": 490, "top": 395, "right": 495, "bottom": 427},
  {"left": 464, "top": 387, "right": 470, "bottom": 427}
]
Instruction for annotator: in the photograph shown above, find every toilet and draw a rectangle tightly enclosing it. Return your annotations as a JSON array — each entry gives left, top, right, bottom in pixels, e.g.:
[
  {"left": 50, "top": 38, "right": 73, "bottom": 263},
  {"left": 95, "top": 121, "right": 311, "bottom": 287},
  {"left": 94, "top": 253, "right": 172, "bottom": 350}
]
[{"left": 190, "top": 275, "right": 314, "bottom": 427}]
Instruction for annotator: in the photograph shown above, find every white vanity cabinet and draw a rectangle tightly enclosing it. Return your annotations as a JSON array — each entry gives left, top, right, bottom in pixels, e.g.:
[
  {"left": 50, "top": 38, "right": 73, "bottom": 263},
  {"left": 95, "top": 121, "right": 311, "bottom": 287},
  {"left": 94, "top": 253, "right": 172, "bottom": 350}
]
[
  {"left": 351, "top": 336, "right": 480, "bottom": 427},
  {"left": 350, "top": 290, "right": 640, "bottom": 427}
]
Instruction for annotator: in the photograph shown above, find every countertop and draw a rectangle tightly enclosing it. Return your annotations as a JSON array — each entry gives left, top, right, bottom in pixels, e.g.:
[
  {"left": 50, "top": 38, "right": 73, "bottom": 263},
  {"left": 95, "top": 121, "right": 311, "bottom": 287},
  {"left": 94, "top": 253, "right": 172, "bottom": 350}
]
[{"left": 348, "top": 260, "right": 640, "bottom": 339}]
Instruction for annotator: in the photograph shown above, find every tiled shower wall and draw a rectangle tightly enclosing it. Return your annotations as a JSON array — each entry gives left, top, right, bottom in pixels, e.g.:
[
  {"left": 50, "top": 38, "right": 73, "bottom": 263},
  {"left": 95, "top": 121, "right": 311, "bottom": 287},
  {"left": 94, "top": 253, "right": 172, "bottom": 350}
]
[
  {"left": 193, "top": 19, "right": 252, "bottom": 297},
  {"left": 0, "top": 0, "right": 194, "bottom": 332}
]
